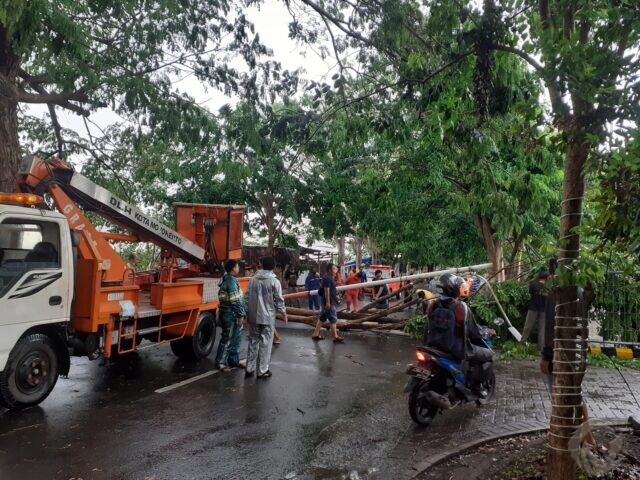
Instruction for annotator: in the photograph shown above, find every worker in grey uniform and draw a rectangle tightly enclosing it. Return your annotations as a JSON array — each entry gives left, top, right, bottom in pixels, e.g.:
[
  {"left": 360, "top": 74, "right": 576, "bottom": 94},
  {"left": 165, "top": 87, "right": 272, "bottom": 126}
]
[{"left": 245, "top": 256, "right": 288, "bottom": 378}]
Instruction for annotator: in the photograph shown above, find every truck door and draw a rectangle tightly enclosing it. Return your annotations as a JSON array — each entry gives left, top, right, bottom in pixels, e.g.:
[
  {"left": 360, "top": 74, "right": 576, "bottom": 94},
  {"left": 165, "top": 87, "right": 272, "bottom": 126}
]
[{"left": 0, "top": 216, "right": 72, "bottom": 343}]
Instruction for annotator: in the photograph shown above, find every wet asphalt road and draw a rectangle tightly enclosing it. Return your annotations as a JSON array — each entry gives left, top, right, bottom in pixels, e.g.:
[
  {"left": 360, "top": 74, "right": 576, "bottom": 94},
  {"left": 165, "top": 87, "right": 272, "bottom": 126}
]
[{"left": 0, "top": 326, "right": 416, "bottom": 480}]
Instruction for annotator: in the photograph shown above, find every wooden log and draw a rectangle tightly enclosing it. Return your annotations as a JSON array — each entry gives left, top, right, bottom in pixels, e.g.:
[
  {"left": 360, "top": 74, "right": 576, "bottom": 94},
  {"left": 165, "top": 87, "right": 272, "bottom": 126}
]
[
  {"left": 338, "top": 297, "right": 420, "bottom": 327},
  {"left": 285, "top": 306, "right": 394, "bottom": 322},
  {"left": 285, "top": 306, "right": 320, "bottom": 317},
  {"left": 280, "top": 297, "right": 421, "bottom": 331},
  {"left": 375, "top": 322, "right": 407, "bottom": 331}
]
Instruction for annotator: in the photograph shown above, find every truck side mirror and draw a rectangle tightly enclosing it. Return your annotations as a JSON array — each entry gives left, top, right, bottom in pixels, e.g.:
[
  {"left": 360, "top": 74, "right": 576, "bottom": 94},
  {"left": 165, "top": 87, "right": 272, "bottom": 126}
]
[{"left": 70, "top": 229, "right": 80, "bottom": 247}]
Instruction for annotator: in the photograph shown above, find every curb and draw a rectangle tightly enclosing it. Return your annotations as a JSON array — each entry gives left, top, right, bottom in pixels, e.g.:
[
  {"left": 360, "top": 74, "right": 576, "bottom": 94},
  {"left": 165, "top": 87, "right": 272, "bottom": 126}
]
[
  {"left": 406, "top": 418, "right": 629, "bottom": 479},
  {"left": 590, "top": 345, "right": 640, "bottom": 359}
]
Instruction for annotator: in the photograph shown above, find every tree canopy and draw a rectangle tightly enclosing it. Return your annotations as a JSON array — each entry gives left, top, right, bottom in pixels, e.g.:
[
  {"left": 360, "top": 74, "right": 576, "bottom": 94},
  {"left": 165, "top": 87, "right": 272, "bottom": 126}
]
[{"left": 0, "top": 0, "right": 280, "bottom": 190}]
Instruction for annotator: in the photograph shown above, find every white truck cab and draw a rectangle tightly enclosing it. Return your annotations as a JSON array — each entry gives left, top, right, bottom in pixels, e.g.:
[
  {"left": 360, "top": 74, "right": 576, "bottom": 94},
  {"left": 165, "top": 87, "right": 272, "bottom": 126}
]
[{"left": 0, "top": 204, "right": 74, "bottom": 408}]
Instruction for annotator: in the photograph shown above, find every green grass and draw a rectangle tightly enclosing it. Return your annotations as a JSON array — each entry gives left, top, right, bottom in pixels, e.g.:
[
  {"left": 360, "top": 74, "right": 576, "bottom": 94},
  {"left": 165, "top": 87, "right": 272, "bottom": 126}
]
[
  {"left": 494, "top": 340, "right": 540, "bottom": 361},
  {"left": 493, "top": 340, "right": 640, "bottom": 370},
  {"left": 587, "top": 353, "right": 640, "bottom": 370}
]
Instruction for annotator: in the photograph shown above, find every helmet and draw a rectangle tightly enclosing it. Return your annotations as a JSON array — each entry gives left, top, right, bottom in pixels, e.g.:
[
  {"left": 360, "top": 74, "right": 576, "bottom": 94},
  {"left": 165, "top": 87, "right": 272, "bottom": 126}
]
[{"left": 437, "top": 273, "right": 465, "bottom": 298}]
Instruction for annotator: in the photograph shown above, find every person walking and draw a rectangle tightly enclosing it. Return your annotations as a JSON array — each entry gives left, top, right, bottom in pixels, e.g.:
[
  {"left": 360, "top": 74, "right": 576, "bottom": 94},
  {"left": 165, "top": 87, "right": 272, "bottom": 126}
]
[
  {"left": 214, "top": 259, "right": 246, "bottom": 371},
  {"left": 344, "top": 268, "right": 360, "bottom": 313},
  {"left": 521, "top": 271, "right": 549, "bottom": 350},
  {"left": 245, "top": 256, "right": 288, "bottom": 379},
  {"left": 305, "top": 266, "right": 322, "bottom": 310},
  {"left": 311, "top": 263, "right": 344, "bottom": 343}
]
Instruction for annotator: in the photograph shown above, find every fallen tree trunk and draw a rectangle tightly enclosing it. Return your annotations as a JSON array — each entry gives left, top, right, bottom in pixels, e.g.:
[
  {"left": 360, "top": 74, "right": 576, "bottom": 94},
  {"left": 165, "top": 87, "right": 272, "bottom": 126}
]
[
  {"left": 280, "top": 296, "right": 421, "bottom": 331},
  {"left": 357, "top": 282, "right": 417, "bottom": 313},
  {"left": 343, "top": 297, "right": 421, "bottom": 326}
]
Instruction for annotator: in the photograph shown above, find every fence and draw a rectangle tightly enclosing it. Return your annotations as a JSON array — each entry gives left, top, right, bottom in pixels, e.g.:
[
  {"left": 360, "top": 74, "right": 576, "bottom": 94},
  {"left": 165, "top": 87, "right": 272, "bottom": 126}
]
[{"left": 591, "top": 272, "right": 640, "bottom": 342}]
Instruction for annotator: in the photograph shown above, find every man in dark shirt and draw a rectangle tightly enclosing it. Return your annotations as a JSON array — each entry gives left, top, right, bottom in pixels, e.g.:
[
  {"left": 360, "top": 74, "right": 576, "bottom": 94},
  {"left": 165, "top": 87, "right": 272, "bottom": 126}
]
[
  {"left": 311, "top": 263, "right": 344, "bottom": 343},
  {"left": 422, "top": 273, "right": 494, "bottom": 396},
  {"left": 357, "top": 266, "right": 368, "bottom": 300},
  {"left": 372, "top": 270, "right": 389, "bottom": 309},
  {"left": 305, "top": 267, "right": 322, "bottom": 310},
  {"left": 520, "top": 271, "right": 549, "bottom": 351}
]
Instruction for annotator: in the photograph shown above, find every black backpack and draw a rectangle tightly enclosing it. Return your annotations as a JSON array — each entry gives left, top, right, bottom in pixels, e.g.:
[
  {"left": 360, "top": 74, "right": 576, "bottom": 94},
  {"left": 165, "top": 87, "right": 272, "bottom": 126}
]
[{"left": 426, "top": 300, "right": 464, "bottom": 359}]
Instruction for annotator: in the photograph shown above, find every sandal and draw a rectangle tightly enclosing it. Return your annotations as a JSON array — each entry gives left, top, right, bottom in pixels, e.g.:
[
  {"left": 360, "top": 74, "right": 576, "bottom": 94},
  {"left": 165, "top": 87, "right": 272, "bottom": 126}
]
[
  {"left": 257, "top": 370, "right": 272, "bottom": 378},
  {"left": 273, "top": 339, "right": 281, "bottom": 345},
  {"left": 333, "top": 336, "right": 345, "bottom": 343},
  {"left": 312, "top": 335, "right": 325, "bottom": 341}
]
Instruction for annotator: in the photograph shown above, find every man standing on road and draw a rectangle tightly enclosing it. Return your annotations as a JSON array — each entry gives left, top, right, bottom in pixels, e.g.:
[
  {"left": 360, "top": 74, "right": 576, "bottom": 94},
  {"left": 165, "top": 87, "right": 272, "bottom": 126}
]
[
  {"left": 521, "top": 271, "right": 549, "bottom": 350},
  {"left": 245, "top": 256, "right": 287, "bottom": 379},
  {"left": 357, "top": 265, "right": 368, "bottom": 301},
  {"left": 372, "top": 270, "right": 390, "bottom": 309},
  {"left": 305, "top": 266, "right": 322, "bottom": 310},
  {"left": 215, "top": 259, "right": 246, "bottom": 371},
  {"left": 311, "top": 263, "right": 344, "bottom": 343}
]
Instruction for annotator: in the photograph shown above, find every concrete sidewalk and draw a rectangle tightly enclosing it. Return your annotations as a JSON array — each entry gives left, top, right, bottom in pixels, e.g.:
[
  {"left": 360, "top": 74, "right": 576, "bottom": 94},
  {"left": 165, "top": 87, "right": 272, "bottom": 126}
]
[{"left": 390, "top": 360, "right": 640, "bottom": 479}]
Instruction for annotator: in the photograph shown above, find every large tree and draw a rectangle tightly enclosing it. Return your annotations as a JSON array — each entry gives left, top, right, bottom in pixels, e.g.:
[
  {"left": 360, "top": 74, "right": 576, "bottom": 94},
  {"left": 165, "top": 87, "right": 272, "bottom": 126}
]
[
  {"left": 0, "top": 0, "right": 275, "bottom": 191},
  {"left": 305, "top": 31, "right": 562, "bottom": 275},
  {"left": 285, "top": 0, "right": 640, "bottom": 476},
  {"left": 161, "top": 100, "right": 320, "bottom": 254}
]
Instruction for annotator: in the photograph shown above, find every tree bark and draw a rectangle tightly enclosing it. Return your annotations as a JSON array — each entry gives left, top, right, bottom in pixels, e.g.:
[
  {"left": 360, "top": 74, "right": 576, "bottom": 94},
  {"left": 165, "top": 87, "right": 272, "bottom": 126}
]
[
  {"left": 0, "top": 26, "right": 21, "bottom": 192},
  {"left": 504, "top": 235, "right": 524, "bottom": 280},
  {"left": 548, "top": 135, "right": 589, "bottom": 479},
  {"left": 337, "top": 236, "right": 345, "bottom": 267},
  {"left": 475, "top": 215, "right": 505, "bottom": 281},
  {"left": 266, "top": 213, "right": 276, "bottom": 255},
  {"left": 354, "top": 237, "right": 363, "bottom": 267}
]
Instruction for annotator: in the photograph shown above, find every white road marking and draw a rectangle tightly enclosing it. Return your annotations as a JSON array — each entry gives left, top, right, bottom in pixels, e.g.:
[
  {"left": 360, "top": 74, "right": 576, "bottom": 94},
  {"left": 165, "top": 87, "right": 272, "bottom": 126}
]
[{"left": 154, "top": 359, "right": 246, "bottom": 394}]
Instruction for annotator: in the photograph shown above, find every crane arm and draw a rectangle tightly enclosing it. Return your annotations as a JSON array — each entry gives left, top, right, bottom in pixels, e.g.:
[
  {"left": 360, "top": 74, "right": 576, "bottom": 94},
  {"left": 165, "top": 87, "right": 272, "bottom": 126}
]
[{"left": 20, "top": 156, "right": 205, "bottom": 265}]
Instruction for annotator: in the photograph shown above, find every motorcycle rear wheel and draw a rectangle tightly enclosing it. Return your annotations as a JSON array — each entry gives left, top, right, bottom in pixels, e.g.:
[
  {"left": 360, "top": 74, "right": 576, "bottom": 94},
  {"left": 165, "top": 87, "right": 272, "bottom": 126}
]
[
  {"left": 476, "top": 370, "right": 496, "bottom": 406},
  {"left": 408, "top": 384, "right": 439, "bottom": 426}
]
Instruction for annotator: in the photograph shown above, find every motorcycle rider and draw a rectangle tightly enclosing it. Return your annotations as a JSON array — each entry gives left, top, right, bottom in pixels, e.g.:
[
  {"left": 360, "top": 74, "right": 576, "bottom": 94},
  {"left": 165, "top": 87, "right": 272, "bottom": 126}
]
[{"left": 423, "top": 273, "right": 495, "bottom": 397}]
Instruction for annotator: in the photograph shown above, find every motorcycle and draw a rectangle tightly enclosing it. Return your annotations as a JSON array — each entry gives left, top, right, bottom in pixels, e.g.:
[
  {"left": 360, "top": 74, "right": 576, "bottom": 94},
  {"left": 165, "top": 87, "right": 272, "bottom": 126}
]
[{"left": 405, "top": 323, "right": 499, "bottom": 426}]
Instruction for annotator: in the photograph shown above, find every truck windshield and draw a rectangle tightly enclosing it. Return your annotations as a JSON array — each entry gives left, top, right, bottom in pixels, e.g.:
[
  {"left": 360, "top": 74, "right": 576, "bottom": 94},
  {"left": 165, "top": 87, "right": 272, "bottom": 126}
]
[{"left": 0, "top": 220, "right": 60, "bottom": 297}]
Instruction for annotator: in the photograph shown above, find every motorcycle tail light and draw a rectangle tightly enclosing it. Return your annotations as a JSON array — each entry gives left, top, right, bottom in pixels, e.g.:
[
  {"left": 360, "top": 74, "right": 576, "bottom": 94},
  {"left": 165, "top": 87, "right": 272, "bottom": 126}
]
[{"left": 416, "top": 351, "right": 428, "bottom": 363}]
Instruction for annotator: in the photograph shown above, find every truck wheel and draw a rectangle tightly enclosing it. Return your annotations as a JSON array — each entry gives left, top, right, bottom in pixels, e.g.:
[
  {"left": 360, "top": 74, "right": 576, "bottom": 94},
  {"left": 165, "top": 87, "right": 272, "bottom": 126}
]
[
  {"left": 0, "top": 334, "right": 60, "bottom": 409},
  {"left": 170, "top": 312, "right": 216, "bottom": 361}
]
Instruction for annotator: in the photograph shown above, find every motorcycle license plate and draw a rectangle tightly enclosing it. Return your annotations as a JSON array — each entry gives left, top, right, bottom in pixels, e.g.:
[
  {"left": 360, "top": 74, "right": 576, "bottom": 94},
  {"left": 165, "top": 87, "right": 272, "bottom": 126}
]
[{"left": 406, "top": 365, "right": 431, "bottom": 380}]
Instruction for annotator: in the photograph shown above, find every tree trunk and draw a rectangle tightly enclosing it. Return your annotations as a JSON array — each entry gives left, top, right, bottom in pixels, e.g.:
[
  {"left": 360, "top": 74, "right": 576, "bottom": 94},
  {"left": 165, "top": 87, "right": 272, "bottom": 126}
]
[
  {"left": 354, "top": 237, "right": 363, "bottom": 267},
  {"left": 504, "top": 236, "right": 524, "bottom": 280},
  {"left": 0, "top": 27, "right": 20, "bottom": 193},
  {"left": 337, "top": 236, "right": 345, "bottom": 267},
  {"left": 476, "top": 215, "right": 505, "bottom": 281},
  {"left": 548, "top": 136, "right": 589, "bottom": 479},
  {"left": 266, "top": 214, "right": 276, "bottom": 255}
]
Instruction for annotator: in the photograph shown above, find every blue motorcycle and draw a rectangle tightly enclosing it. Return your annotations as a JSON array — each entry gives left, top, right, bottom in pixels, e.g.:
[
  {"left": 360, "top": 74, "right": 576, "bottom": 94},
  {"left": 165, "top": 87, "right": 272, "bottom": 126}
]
[{"left": 405, "top": 325, "right": 497, "bottom": 426}]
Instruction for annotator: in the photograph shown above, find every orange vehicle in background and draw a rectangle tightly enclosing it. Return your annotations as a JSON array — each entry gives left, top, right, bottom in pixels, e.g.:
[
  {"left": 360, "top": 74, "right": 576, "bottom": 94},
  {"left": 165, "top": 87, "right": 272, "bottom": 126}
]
[{"left": 0, "top": 155, "right": 246, "bottom": 409}]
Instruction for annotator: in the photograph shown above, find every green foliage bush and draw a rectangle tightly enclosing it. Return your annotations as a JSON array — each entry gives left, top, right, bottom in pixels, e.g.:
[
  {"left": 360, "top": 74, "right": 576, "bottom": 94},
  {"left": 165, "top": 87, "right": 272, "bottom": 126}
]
[
  {"left": 469, "top": 280, "right": 530, "bottom": 332},
  {"left": 404, "top": 315, "right": 426, "bottom": 340},
  {"left": 494, "top": 340, "right": 539, "bottom": 362},
  {"left": 587, "top": 353, "right": 640, "bottom": 371}
]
